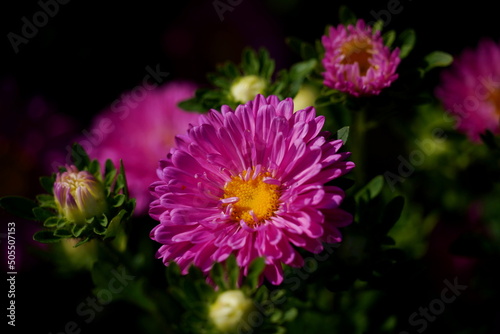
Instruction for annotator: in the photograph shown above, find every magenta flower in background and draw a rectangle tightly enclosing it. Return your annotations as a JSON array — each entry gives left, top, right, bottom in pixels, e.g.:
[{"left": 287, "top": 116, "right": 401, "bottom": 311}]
[
  {"left": 86, "top": 81, "right": 200, "bottom": 215},
  {"left": 149, "top": 94, "right": 355, "bottom": 285},
  {"left": 321, "top": 19, "right": 400, "bottom": 97},
  {"left": 435, "top": 39, "right": 500, "bottom": 141}
]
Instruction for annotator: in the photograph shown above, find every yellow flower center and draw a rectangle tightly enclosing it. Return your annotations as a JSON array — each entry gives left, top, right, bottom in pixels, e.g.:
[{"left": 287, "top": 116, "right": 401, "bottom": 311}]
[
  {"left": 340, "top": 37, "right": 374, "bottom": 76},
  {"left": 223, "top": 171, "right": 280, "bottom": 227},
  {"left": 61, "top": 173, "right": 90, "bottom": 191}
]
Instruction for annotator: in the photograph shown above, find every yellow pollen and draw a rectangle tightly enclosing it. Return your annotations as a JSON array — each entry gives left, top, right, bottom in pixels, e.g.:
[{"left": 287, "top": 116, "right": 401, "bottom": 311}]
[
  {"left": 223, "top": 171, "right": 280, "bottom": 227},
  {"left": 62, "top": 174, "right": 88, "bottom": 191},
  {"left": 340, "top": 37, "right": 374, "bottom": 76}
]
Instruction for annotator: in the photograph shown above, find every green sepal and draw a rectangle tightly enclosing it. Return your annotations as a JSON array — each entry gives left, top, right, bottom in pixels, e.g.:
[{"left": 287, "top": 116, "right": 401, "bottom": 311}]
[
  {"left": 36, "top": 194, "right": 56, "bottom": 209},
  {"left": 43, "top": 216, "right": 65, "bottom": 228},
  {"left": 74, "top": 237, "right": 91, "bottom": 247},
  {"left": 54, "top": 228, "right": 73, "bottom": 238},
  {"left": 33, "top": 230, "right": 62, "bottom": 243},
  {"left": 0, "top": 196, "right": 37, "bottom": 221},
  {"left": 39, "top": 175, "right": 55, "bottom": 193},
  {"left": 33, "top": 207, "right": 55, "bottom": 222},
  {"left": 71, "top": 142, "right": 91, "bottom": 171},
  {"left": 71, "top": 223, "right": 87, "bottom": 237}
]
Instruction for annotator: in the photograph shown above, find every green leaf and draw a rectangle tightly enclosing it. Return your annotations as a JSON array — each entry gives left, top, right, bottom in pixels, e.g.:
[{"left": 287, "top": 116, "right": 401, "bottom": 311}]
[
  {"left": 54, "top": 228, "right": 72, "bottom": 237},
  {"left": 88, "top": 159, "right": 100, "bottom": 177},
  {"left": 71, "top": 143, "right": 91, "bottom": 170},
  {"left": 0, "top": 196, "right": 37, "bottom": 220},
  {"left": 397, "top": 29, "right": 416, "bottom": 59},
  {"left": 242, "top": 48, "right": 259, "bottom": 75},
  {"left": 74, "top": 237, "right": 91, "bottom": 247},
  {"left": 209, "top": 262, "right": 228, "bottom": 290},
  {"left": 36, "top": 194, "right": 56, "bottom": 208},
  {"left": 423, "top": 51, "right": 453, "bottom": 72},
  {"left": 246, "top": 257, "right": 266, "bottom": 289},
  {"left": 178, "top": 98, "right": 207, "bottom": 112},
  {"left": 33, "top": 230, "right": 62, "bottom": 243},
  {"left": 43, "top": 216, "right": 64, "bottom": 228},
  {"left": 380, "top": 195, "right": 405, "bottom": 232},
  {"left": 336, "top": 126, "right": 350, "bottom": 144},
  {"left": 226, "top": 255, "right": 239, "bottom": 289},
  {"left": 372, "top": 20, "right": 384, "bottom": 33},
  {"left": 338, "top": 5, "right": 357, "bottom": 25},
  {"left": 72, "top": 223, "right": 87, "bottom": 237},
  {"left": 355, "top": 175, "right": 384, "bottom": 203},
  {"left": 39, "top": 175, "right": 55, "bottom": 193},
  {"left": 104, "top": 209, "right": 127, "bottom": 239},
  {"left": 113, "top": 194, "right": 126, "bottom": 207},
  {"left": 33, "top": 207, "right": 55, "bottom": 222},
  {"left": 383, "top": 30, "right": 396, "bottom": 47}
]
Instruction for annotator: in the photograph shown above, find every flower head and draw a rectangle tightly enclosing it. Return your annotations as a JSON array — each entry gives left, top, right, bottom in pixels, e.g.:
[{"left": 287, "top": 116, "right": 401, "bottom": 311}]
[
  {"left": 321, "top": 19, "right": 400, "bottom": 96},
  {"left": 149, "top": 94, "right": 354, "bottom": 285},
  {"left": 435, "top": 39, "right": 500, "bottom": 141},
  {"left": 209, "top": 290, "right": 253, "bottom": 332},
  {"left": 85, "top": 81, "right": 200, "bottom": 215},
  {"left": 53, "top": 165, "right": 107, "bottom": 224}
]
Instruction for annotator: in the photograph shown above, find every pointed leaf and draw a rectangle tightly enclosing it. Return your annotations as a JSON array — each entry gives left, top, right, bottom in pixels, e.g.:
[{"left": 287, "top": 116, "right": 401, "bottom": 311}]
[
  {"left": 33, "top": 207, "right": 55, "bottom": 222},
  {"left": 355, "top": 175, "right": 384, "bottom": 203},
  {"left": 336, "top": 126, "right": 350, "bottom": 144},
  {"left": 398, "top": 29, "right": 416, "bottom": 59},
  {"left": 380, "top": 195, "right": 405, "bottom": 232},
  {"left": 338, "top": 5, "right": 357, "bottom": 25},
  {"left": 33, "top": 230, "right": 62, "bottom": 243},
  {"left": 39, "top": 175, "right": 55, "bottom": 193},
  {"left": 71, "top": 143, "right": 90, "bottom": 170},
  {"left": 0, "top": 196, "right": 37, "bottom": 220}
]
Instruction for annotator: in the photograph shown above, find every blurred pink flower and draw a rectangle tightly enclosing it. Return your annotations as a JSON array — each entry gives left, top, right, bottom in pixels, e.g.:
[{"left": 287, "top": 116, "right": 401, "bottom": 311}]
[
  {"left": 321, "top": 19, "right": 400, "bottom": 96},
  {"left": 435, "top": 39, "right": 500, "bottom": 141},
  {"left": 85, "top": 81, "right": 200, "bottom": 215}
]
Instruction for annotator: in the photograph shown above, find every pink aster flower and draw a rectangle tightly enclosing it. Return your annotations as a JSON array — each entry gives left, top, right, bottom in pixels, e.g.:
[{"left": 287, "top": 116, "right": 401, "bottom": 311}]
[
  {"left": 435, "top": 39, "right": 500, "bottom": 141},
  {"left": 321, "top": 19, "right": 400, "bottom": 96},
  {"left": 149, "top": 94, "right": 355, "bottom": 285},
  {"left": 84, "top": 81, "right": 200, "bottom": 215}
]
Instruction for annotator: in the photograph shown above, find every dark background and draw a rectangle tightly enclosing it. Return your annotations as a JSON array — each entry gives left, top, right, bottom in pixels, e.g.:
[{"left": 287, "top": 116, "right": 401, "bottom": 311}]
[
  {"left": 1, "top": 1, "right": 500, "bottom": 333},
  {"left": 1, "top": 0, "right": 499, "bottom": 127}
]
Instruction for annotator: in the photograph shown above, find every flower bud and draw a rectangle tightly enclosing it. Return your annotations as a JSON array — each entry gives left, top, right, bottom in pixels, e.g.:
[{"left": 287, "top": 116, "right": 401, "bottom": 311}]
[
  {"left": 209, "top": 290, "right": 253, "bottom": 332},
  {"left": 230, "top": 75, "right": 267, "bottom": 103},
  {"left": 53, "top": 165, "right": 107, "bottom": 224}
]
